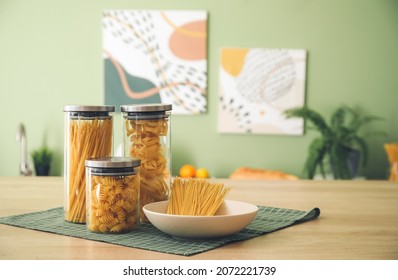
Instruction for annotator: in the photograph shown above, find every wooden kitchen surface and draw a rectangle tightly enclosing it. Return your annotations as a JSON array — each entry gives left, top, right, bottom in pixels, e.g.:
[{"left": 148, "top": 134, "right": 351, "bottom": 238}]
[{"left": 0, "top": 177, "right": 397, "bottom": 260}]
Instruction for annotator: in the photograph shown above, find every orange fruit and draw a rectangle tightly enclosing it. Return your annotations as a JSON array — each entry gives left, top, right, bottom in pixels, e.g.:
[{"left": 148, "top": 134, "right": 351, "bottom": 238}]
[
  {"left": 179, "top": 164, "right": 196, "bottom": 178},
  {"left": 196, "top": 168, "right": 210, "bottom": 178}
]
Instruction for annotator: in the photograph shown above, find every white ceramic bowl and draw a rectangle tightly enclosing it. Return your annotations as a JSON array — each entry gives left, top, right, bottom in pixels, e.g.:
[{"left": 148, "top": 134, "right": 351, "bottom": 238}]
[{"left": 143, "top": 200, "right": 258, "bottom": 239}]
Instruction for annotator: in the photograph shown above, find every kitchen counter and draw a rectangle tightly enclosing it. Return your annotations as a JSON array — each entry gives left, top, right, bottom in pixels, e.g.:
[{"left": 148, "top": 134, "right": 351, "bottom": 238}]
[{"left": 0, "top": 177, "right": 397, "bottom": 260}]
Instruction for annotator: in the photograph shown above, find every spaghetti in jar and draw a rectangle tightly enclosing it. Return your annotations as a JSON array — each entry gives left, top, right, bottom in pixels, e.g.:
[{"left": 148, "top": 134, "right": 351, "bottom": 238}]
[
  {"left": 85, "top": 157, "right": 141, "bottom": 233},
  {"left": 63, "top": 105, "right": 114, "bottom": 223},
  {"left": 121, "top": 104, "right": 172, "bottom": 222}
]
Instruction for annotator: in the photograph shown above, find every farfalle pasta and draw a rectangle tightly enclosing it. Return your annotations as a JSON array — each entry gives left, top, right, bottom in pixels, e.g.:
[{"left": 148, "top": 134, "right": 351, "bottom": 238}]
[
  {"left": 87, "top": 174, "right": 140, "bottom": 233},
  {"left": 126, "top": 118, "right": 169, "bottom": 221},
  {"left": 121, "top": 104, "right": 172, "bottom": 223}
]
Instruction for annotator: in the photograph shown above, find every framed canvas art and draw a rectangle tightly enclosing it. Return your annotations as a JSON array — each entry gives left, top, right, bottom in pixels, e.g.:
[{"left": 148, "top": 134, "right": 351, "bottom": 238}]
[
  {"left": 218, "top": 48, "right": 307, "bottom": 135},
  {"left": 103, "top": 10, "right": 208, "bottom": 114}
]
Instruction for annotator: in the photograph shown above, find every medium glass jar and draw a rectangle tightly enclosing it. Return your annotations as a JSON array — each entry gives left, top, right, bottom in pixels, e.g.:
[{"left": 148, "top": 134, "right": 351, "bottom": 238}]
[
  {"left": 121, "top": 104, "right": 172, "bottom": 222},
  {"left": 63, "top": 105, "right": 115, "bottom": 223},
  {"left": 85, "top": 157, "right": 141, "bottom": 233}
]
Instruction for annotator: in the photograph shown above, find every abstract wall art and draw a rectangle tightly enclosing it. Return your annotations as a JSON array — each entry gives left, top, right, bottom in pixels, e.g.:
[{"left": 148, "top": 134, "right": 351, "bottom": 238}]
[
  {"left": 218, "top": 48, "right": 307, "bottom": 135},
  {"left": 103, "top": 10, "right": 208, "bottom": 114}
]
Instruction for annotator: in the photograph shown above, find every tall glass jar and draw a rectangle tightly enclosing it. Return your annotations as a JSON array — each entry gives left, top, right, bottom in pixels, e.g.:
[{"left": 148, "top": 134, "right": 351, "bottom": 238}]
[
  {"left": 63, "top": 105, "right": 115, "bottom": 223},
  {"left": 85, "top": 157, "right": 141, "bottom": 233},
  {"left": 121, "top": 104, "right": 172, "bottom": 222}
]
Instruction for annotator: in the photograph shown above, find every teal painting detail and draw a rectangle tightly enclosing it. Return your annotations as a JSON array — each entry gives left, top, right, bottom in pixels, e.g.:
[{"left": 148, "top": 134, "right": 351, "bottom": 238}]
[{"left": 104, "top": 59, "right": 161, "bottom": 108}]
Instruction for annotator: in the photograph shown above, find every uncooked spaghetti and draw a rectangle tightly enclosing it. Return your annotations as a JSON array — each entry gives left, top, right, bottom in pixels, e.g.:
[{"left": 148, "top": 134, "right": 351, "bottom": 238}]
[
  {"left": 167, "top": 177, "right": 231, "bottom": 216},
  {"left": 65, "top": 118, "right": 113, "bottom": 223}
]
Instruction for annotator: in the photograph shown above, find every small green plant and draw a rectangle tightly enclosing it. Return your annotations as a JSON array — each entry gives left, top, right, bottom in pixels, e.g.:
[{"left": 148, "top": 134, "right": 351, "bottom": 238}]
[
  {"left": 31, "top": 146, "right": 53, "bottom": 176},
  {"left": 284, "top": 105, "right": 382, "bottom": 179}
]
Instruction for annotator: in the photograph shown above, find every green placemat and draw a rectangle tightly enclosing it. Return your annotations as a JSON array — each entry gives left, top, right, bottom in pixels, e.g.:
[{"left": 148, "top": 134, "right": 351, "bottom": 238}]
[{"left": 0, "top": 206, "right": 320, "bottom": 256}]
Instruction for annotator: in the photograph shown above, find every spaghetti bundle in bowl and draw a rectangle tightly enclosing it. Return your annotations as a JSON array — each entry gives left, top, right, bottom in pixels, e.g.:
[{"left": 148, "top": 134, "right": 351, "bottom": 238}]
[
  {"left": 143, "top": 179, "right": 257, "bottom": 239},
  {"left": 167, "top": 177, "right": 231, "bottom": 216}
]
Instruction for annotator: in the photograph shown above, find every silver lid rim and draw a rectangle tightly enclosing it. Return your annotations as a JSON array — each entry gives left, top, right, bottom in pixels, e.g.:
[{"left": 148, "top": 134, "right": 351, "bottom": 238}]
[
  {"left": 64, "top": 105, "right": 115, "bottom": 112},
  {"left": 120, "top": 103, "right": 172, "bottom": 112},
  {"left": 85, "top": 157, "right": 141, "bottom": 168}
]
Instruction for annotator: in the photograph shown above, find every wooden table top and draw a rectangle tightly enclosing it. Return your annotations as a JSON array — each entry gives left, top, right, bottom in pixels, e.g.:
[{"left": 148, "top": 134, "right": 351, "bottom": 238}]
[{"left": 1, "top": 176, "right": 397, "bottom": 260}]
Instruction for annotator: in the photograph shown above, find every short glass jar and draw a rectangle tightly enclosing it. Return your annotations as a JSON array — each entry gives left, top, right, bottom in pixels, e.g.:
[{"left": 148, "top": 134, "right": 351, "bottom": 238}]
[
  {"left": 85, "top": 157, "right": 141, "bottom": 234},
  {"left": 63, "top": 105, "right": 115, "bottom": 223},
  {"left": 121, "top": 104, "right": 172, "bottom": 222}
]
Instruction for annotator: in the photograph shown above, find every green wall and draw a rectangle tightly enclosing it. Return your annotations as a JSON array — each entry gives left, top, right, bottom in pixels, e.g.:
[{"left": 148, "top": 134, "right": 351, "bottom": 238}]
[{"left": 1, "top": 0, "right": 397, "bottom": 179}]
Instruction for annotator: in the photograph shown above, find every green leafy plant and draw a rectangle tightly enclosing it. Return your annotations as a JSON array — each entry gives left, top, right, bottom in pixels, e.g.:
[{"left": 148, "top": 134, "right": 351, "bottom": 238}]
[
  {"left": 284, "top": 105, "right": 382, "bottom": 179},
  {"left": 31, "top": 146, "right": 53, "bottom": 176}
]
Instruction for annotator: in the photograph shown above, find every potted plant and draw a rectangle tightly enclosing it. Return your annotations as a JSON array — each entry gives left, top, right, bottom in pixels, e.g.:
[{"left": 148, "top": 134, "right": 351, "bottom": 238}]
[
  {"left": 284, "top": 105, "right": 381, "bottom": 179},
  {"left": 31, "top": 146, "right": 53, "bottom": 176}
]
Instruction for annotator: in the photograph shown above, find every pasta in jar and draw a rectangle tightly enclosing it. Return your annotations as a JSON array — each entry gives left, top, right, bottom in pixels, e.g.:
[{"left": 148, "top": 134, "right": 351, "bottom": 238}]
[
  {"left": 85, "top": 157, "right": 141, "bottom": 233},
  {"left": 121, "top": 104, "right": 172, "bottom": 222},
  {"left": 63, "top": 105, "right": 114, "bottom": 224}
]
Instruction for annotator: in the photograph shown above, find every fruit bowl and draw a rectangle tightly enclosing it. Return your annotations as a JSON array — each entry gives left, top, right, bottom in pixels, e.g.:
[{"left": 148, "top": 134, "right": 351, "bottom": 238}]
[{"left": 143, "top": 200, "right": 258, "bottom": 239}]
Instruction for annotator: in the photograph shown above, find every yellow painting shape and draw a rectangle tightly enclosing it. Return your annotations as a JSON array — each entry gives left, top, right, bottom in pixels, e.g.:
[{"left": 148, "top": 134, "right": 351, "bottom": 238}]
[{"left": 221, "top": 48, "right": 249, "bottom": 77}]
